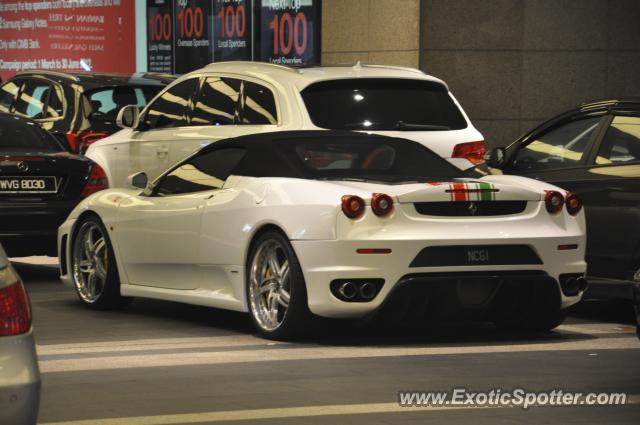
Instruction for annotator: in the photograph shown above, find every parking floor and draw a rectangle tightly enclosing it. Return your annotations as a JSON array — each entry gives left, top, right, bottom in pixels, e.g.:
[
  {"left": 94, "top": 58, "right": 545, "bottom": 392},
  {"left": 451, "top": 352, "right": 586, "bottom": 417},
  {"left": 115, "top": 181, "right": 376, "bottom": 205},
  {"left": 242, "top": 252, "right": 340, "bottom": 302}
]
[{"left": 15, "top": 260, "right": 640, "bottom": 425}]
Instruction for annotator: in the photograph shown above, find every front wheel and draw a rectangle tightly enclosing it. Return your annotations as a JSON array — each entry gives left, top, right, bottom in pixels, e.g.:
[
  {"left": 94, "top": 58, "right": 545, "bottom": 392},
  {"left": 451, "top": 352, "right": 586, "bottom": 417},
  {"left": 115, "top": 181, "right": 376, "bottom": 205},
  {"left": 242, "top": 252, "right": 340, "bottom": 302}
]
[
  {"left": 247, "top": 231, "right": 314, "bottom": 340},
  {"left": 71, "top": 216, "right": 131, "bottom": 309}
]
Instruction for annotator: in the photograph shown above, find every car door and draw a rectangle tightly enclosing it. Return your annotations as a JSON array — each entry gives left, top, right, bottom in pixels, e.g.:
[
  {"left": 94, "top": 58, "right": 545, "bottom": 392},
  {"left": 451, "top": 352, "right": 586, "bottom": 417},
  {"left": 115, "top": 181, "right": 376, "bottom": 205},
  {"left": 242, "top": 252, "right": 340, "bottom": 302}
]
[
  {"left": 581, "top": 113, "right": 640, "bottom": 281},
  {"left": 170, "top": 75, "right": 242, "bottom": 164},
  {"left": 121, "top": 77, "right": 200, "bottom": 185},
  {"left": 504, "top": 112, "right": 640, "bottom": 281},
  {"left": 114, "top": 147, "right": 246, "bottom": 289}
]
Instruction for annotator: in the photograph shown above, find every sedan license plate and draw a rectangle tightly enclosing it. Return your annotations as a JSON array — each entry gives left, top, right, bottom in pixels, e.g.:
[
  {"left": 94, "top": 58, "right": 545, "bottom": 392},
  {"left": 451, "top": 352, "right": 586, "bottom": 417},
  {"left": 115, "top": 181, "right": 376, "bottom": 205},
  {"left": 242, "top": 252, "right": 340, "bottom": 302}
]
[{"left": 0, "top": 176, "right": 58, "bottom": 194}]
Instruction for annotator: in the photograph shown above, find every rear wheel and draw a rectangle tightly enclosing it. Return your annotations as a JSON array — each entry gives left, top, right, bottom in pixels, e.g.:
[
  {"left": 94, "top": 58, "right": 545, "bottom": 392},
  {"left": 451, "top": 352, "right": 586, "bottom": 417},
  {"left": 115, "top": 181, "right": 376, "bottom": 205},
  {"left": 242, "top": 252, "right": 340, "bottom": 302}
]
[
  {"left": 247, "top": 231, "right": 314, "bottom": 340},
  {"left": 71, "top": 216, "right": 131, "bottom": 309}
]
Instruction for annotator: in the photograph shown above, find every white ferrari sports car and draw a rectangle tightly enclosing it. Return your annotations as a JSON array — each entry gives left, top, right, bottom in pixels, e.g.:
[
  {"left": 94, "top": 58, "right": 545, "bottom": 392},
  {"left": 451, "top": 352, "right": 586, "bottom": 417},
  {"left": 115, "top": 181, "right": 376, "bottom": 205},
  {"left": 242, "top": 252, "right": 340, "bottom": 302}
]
[{"left": 58, "top": 131, "right": 587, "bottom": 340}]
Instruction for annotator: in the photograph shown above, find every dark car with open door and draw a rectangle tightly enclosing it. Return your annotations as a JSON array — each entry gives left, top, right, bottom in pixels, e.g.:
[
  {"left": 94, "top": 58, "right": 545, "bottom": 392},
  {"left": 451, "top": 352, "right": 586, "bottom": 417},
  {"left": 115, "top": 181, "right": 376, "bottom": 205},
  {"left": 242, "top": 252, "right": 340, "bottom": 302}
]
[
  {"left": 0, "top": 113, "right": 108, "bottom": 256},
  {"left": 485, "top": 98, "right": 640, "bottom": 301},
  {"left": 0, "top": 71, "right": 175, "bottom": 154}
]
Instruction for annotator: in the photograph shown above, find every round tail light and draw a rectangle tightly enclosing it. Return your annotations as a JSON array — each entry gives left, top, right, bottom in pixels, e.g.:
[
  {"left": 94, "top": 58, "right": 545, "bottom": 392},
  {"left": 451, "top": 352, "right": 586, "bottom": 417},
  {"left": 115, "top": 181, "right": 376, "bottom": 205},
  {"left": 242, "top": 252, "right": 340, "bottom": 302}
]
[
  {"left": 545, "top": 190, "right": 564, "bottom": 214},
  {"left": 371, "top": 193, "right": 394, "bottom": 217},
  {"left": 341, "top": 195, "right": 366, "bottom": 219},
  {"left": 565, "top": 192, "right": 582, "bottom": 216}
]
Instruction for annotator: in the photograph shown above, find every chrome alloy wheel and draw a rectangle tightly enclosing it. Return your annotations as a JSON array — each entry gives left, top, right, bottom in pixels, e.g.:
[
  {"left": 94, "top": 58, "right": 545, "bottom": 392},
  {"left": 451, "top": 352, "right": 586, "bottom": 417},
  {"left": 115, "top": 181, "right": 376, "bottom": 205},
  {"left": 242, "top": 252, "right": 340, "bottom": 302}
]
[
  {"left": 72, "top": 221, "right": 108, "bottom": 303},
  {"left": 249, "top": 239, "right": 291, "bottom": 331}
]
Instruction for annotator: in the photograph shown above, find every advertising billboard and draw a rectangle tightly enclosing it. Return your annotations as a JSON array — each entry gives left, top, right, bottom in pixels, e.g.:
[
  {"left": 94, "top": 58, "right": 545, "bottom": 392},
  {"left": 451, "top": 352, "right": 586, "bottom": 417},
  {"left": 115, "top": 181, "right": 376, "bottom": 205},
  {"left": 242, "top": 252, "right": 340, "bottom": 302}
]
[
  {"left": 0, "top": 0, "right": 136, "bottom": 80},
  {"left": 146, "top": 0, "right": 320, "bottom": 75}
]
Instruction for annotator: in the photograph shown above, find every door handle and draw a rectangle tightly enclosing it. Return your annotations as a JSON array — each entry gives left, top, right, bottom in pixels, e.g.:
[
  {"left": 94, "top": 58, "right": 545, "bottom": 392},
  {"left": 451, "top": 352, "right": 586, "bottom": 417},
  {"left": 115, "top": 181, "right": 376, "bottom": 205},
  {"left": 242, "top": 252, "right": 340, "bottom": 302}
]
[{"left": 156, "top": 147, "right": 169, "bottom": 156}]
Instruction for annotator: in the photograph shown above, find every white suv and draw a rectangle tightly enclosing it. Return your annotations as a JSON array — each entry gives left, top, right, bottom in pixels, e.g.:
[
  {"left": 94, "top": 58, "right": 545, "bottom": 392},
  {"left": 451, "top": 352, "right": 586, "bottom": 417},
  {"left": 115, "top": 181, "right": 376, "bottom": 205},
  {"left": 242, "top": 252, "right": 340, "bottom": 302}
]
[{"left": 86, "top": 62, "right": 485, "bottom": 187}]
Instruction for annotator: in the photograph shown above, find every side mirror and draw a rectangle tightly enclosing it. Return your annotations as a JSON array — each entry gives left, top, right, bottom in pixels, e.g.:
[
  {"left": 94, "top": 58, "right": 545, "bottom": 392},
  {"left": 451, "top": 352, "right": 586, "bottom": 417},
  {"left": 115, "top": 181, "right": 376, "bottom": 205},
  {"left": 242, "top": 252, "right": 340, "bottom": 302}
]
[
  {"left": 485, "top": 147, "right": 507, "bottom": 169},
  {"left": 127, "top": 171, "right": 148, "bottom": 190},
  {"left": 116, "top": 105, "right": 140, "bottom": 129}
]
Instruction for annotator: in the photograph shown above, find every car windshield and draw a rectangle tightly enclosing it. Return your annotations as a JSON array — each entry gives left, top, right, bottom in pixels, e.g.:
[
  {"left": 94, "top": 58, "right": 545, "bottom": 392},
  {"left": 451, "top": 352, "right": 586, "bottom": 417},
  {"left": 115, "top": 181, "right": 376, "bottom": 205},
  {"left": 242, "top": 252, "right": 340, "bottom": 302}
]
[
  {"left": 300, "top": 78, "right": 468, "bottom": 131},
  {"left": 0, "top": 115, "right": 63, "bottom": 152},
  {"left": 277, "top": 136, "right": 465, "bottom": 183},
  {"left": 85, "top": 85, "right": 162, "bottom": 120}
]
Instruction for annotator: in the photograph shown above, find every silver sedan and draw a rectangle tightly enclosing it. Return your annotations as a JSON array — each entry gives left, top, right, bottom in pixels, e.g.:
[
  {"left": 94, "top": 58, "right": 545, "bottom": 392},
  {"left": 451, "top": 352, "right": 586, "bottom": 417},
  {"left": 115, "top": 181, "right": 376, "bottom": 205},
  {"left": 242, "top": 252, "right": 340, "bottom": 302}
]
[{"left": 0, "top": 245, "right": 40, "bottom": 425}]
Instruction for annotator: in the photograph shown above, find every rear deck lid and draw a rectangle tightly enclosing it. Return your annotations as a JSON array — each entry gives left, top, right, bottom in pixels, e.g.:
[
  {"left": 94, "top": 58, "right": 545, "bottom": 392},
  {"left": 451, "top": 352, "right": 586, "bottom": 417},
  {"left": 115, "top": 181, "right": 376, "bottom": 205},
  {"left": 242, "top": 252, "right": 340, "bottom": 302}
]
[{"left": 394, "top": 180, "right": 542, "bottom": 203}]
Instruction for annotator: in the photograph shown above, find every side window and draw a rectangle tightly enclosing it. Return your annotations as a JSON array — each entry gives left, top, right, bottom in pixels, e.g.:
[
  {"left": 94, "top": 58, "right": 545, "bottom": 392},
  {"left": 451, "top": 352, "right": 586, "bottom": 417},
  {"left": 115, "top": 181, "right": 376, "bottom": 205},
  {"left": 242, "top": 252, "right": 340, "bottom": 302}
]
[
  {"left": 513, "top": 117, "right": 601, "bottom": 171},
  {"left": 155, "top": 148, "right": 247, "bottom": 196},
  {"left": 13, "top": 80, "right": 51, "bottom": 119},
  {"left": 595, "top": 116, "right": 640, "bottom": 164},
  {"left": 45, "top": 84, "right": 64, "bottom": 119},
  {"left": 241, "top": 81, "right": 278, "bottom": 125},
  {"left": 0, "top": 80, "right": 20, "bottom": 113},
  {"left": 190, "top": 77, "right": 240, "bottom": 126},
  {"left": 143, "top": 78, "right": 197, "bottom": 129}
]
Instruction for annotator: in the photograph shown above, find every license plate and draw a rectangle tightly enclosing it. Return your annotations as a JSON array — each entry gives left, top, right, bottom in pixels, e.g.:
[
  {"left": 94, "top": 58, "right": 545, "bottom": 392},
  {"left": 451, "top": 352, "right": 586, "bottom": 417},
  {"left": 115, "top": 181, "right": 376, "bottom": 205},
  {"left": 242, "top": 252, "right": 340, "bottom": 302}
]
[
  {"left": 0, "top": 176, "right": 58, "bottom": 194},
  {"left": 410, "top": 245, "right": 543, "bottom": 267}
]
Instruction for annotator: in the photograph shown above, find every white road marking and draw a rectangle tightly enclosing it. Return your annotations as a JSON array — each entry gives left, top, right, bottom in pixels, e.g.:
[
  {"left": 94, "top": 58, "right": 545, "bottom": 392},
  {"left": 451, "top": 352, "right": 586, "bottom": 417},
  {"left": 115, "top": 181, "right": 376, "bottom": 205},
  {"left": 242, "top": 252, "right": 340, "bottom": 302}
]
[
  {"left": 10, "top": 256, "right": 59, "bottom": 266},
  {"left": 36, "top": 322, "right": 629, "bottom": 355},
  {"left": 36, "top": 396, "right": 640, "bottom": 425},
  {"left": 37, "top": 335, "right": 282, "bottom": 355},
  {"left": 559, "top": 323, "right": 636, "bottom": 334},
  {"left": 38, "top": 335, "right": 639, "bottom": 373}
]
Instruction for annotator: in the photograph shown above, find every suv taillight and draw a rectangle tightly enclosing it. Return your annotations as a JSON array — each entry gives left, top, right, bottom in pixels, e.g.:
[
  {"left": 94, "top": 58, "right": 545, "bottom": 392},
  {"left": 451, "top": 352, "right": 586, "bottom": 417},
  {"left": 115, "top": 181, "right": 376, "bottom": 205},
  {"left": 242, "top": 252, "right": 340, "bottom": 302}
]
[
  {"left": 81, "top": 163, "right": 109, "bottom": 198},
  {"left": 0, "top": 266, "right": 31, "bottom": 336},
  {"left": 452, "top": 141, "right": 487, "bottom": 165},
  {"left": 66, "top": 131, "right": 109, "bottom": 154}
]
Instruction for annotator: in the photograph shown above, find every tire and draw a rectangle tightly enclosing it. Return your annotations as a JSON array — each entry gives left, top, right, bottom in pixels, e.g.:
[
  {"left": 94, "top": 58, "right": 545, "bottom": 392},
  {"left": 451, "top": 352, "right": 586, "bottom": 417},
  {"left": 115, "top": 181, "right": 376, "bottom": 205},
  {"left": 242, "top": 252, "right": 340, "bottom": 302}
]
[
  {"left": 246, "top": 230, "right": 314, "bottom": 340},
  {"left": 71, "top": 216, "right": 132, "bottom": 309}
]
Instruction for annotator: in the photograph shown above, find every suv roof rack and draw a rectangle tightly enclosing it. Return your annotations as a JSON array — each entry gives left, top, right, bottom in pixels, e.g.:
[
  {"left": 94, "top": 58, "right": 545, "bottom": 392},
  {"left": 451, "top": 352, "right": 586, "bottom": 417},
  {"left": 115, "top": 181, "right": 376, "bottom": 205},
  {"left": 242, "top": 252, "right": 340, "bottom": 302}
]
[
  {"left": 204, "top": 61, "right": 299, "bottom": 74},
  {"left": 315, "top": 62, "right": 425, "bottom": 75}
]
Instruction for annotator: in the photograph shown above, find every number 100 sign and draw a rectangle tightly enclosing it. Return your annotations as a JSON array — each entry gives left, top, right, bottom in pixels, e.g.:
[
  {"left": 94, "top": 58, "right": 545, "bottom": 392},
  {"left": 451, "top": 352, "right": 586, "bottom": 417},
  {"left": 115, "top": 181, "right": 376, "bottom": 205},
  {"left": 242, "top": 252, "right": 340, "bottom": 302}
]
[{"left": 258, "top": 1, "right": 320, "bottom": 66}]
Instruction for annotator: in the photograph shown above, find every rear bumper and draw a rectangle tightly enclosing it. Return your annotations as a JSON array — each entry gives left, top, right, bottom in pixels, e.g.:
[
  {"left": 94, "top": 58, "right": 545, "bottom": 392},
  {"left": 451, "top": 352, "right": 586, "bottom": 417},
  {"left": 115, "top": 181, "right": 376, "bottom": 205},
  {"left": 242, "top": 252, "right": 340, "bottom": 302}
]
[
  {"left": 293, "top": 238, "right": 586, "bottom": 318},
  {"left": 0, "top": 200, "right": 77, "bottom": 256},
  {"left": 0, "top": 331, "right": 41, "bottom": 425}
]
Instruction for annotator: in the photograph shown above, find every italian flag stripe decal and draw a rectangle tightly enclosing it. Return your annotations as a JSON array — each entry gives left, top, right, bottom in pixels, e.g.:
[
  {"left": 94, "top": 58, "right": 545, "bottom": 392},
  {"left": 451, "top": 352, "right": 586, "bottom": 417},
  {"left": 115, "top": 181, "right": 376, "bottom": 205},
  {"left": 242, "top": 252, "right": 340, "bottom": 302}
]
[
  {"left": 451, "top": 183, "right": 467, "bottom": 201},
  {"left": 446, "top": 182, "right": 497, "bottom": 201},
  {"left": 477, "top": 182, "right": 496, "bottom": 201}
]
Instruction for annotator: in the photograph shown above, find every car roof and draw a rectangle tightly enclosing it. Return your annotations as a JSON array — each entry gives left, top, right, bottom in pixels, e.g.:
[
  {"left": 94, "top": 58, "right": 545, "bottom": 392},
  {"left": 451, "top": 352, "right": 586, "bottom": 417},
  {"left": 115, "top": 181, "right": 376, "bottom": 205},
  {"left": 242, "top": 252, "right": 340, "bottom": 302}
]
[
  {"left": 182, "top": 61, "right": 448, "bottom": 91},
  {"left": 578, "top": 97, "right": 640, "bottom": 113},
  {"left": 13, "top": 71, "right": 176, "bottom": 88}
]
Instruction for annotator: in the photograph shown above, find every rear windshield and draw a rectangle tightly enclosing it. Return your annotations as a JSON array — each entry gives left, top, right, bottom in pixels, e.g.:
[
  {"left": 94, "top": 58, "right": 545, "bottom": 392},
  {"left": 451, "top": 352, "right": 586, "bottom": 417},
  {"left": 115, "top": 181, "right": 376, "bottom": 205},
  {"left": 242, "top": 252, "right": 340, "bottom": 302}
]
[
  {"left": 85, "top": 86, "right": 162, "bottom": 120},
  {"left": 277, "top": 136, "right": 464, "bottom": 183},
  {"left": 0, "top": 115, "right": 63, "bottom": 152},
  {"left": 301, "top": 78, "right": 468, "bottom": 131}
]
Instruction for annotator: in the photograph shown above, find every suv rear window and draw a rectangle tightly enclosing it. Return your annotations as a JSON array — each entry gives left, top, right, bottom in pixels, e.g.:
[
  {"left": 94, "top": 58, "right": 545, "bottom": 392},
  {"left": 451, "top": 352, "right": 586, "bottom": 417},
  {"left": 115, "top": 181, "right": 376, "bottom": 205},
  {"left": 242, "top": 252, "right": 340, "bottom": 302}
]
[
  {"left": 301, "top": 78, "right": 467, "bottom": 131},
  {"left": 86, "top": 86, "right": 161, "bottom": 120}
]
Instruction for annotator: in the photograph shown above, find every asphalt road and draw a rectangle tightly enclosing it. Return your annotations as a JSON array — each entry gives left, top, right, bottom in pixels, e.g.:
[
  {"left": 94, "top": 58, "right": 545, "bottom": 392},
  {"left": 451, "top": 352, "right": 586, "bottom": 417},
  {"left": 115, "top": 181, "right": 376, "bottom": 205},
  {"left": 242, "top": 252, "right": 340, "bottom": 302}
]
[{"left": 14, "top": 259, "right": 640, "bottom": 425}]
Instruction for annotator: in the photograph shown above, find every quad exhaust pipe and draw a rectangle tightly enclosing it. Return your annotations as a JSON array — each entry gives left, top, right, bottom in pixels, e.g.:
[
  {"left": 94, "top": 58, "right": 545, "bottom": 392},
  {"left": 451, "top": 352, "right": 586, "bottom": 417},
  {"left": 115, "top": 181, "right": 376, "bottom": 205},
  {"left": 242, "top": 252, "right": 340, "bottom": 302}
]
[
  {"left": 359, "top": 282, "right": 377, "bottom": 300},
  {"left": 338, "top": 282, "right": 358, "bottom": 300},
  {"left": 332, "top": 279, "right": 384, "bottom": 302}
]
